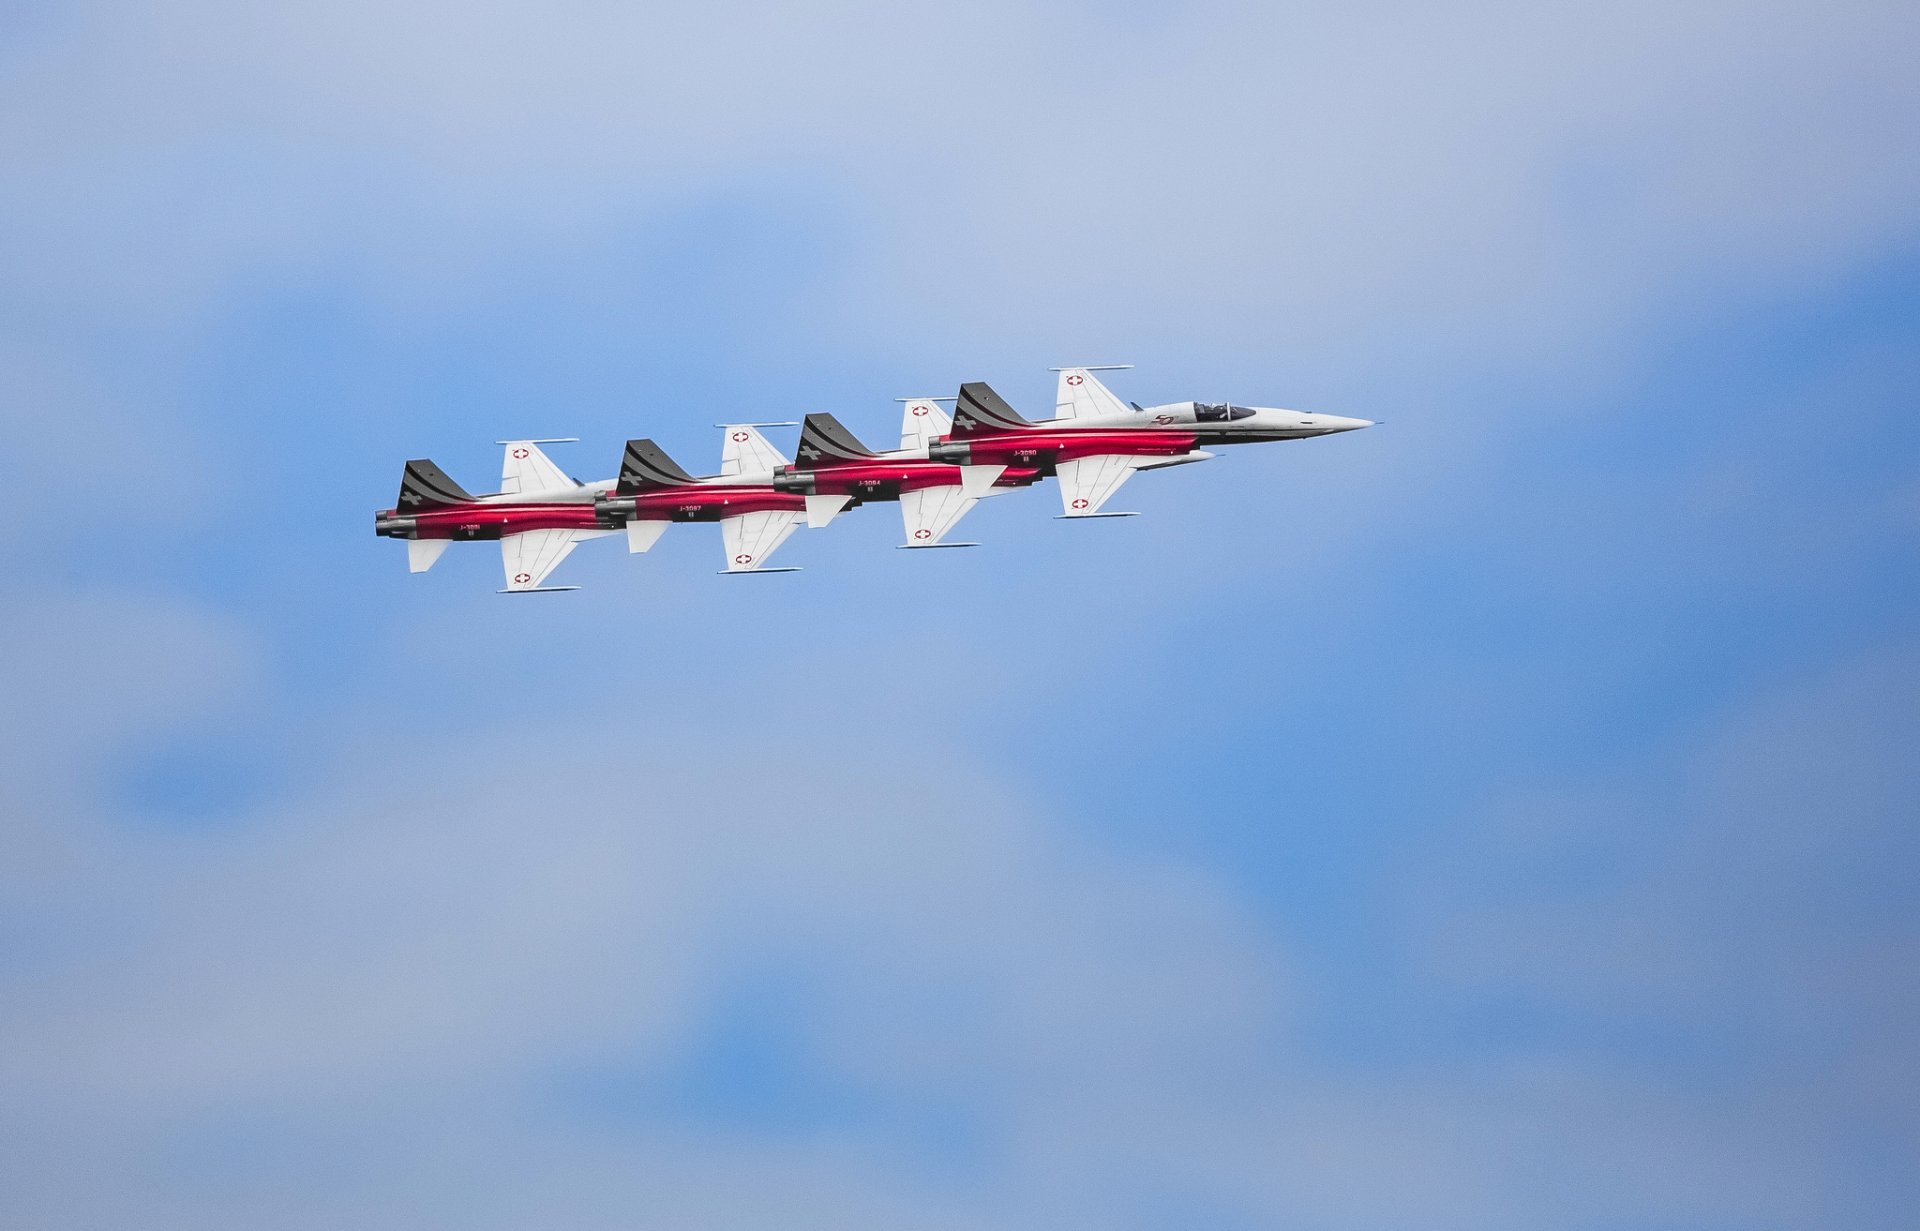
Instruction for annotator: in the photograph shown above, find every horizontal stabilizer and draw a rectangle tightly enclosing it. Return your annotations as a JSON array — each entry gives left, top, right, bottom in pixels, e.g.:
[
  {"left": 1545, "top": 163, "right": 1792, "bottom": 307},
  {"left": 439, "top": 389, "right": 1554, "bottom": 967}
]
[
  {"left": 806, "top": 493, "right": 853, "bottom": 528},
  {"left": 618, "top": 439, "right": 697, "bottom": 494},
  {"left": 952, "top": 382, "right": 1033, "bottom": 438},
  {"left": 958, "top": 464, "right": 1006, "bottom": 498},
  {"left": 796, "top": 413, "right": 875, "bottom": 467},
  {"left": 406, "top": 538, "right": 450, "bottom": 573},
  {"left": 626, "top": 520, "right": 669, "bottom": 554}
]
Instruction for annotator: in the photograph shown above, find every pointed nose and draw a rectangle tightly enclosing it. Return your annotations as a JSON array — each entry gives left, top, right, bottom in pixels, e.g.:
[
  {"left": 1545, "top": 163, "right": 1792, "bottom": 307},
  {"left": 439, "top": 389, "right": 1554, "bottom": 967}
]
[{"left": 1310, "top": 414, "right": 1374, "bottom": 433}]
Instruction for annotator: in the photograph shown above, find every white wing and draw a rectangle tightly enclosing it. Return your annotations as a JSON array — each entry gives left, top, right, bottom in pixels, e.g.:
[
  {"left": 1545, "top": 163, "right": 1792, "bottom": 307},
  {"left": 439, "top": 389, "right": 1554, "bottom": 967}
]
[
  {"left": 1056, "top": 454, "right": 1140, "bottom": 516},
  {"left": 1055, "top": 369, "right": 1133, "bottom": 421},
  {"left": 899, "top": 399, "right": 952, "bottom": 451},
  {"left": 720, "top": 509, "right": 802, "bottom": 571},
  {"left": 899, "top": 484, "right": 978, "bottom": 546},
  {"left": 719, "top": 425, "right": 789, "bottom": 478},
  {"left": 499, "top": 441, "right": 578, "bottom": 496},
  {"left": 499, "top": 527, "right": 613, "bottom": 590}
]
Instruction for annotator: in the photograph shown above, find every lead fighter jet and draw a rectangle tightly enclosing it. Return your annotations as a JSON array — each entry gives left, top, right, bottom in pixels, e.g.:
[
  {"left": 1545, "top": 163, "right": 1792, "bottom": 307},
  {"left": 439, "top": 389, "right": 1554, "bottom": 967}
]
[
  {"left": 927, "top": 367, "right": 1374, "bottom": 517},
  {"left": 771, "top": 398, "right": 1043, "bottom": 547},
  {"left": 373, "top": 439, "right": 619, "bottom": 592}
]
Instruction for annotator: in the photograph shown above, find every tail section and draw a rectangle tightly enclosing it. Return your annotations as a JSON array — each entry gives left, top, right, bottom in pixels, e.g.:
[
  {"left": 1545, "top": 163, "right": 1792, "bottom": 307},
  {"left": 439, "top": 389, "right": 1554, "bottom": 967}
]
[
  {"left": 898, "top": 398, "right": 953, "bottom": 451},
  {"left": 617, "top": 439, "right": 698, "bottom": 495},
  {"left": 397, "top": 459, "right": 473, "bottom": 510},
  {"left": 1053, "top": 366, "right": 1134, "bottom": 421},
  {"left": 794, "top": 413, "right": 875, "bottom": 468},
  {"left": 951, "top": 382, "right": 1034, "bottom": 438}
]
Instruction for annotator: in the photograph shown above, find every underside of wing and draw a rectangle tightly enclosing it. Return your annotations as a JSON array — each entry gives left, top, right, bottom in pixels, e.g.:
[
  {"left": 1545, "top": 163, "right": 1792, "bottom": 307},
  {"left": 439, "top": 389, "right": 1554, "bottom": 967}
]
[
  {"left": 899, "top": 484, "right": 978, "bottom": 546},
  {"left": 501, "top": 528, "right": 586, "bottom": 591},
  {"left": 499, "top": 441, "right": 579, "bottom": 496},
  {"left": 721, "top": 509, "right": 802, "bottom": 571},
  {"left": 1055, "top": 454, "right": 1140, "bottom": 516}
]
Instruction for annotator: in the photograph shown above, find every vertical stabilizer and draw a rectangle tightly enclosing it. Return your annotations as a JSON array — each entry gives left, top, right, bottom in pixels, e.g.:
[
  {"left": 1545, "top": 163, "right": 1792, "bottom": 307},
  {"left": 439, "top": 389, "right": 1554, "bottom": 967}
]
[
  {"left": 617, "top": 439, "right": 698, "bottom": 494},
  {"left": 951, "top": 383, "right": 1033, "bottom": 438},
  {"left": 795, "top": 413, "right": 875, "bottom": 468},
  {"left": 397, "top": 459, "right": 473, "bottom": 510}
]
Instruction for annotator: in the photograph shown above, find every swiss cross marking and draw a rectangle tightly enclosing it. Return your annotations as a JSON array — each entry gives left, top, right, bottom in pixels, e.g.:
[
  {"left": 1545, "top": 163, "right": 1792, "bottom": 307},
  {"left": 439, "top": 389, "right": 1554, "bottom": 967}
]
[
  {"left": 511, "top": 447, "right": 530, "bottom": 459},
  {"left": 734, "top": 553, "right": 752, "bottom": 565},
  {"left": 913, "top": 528, "right": 932, "bottom": 539},
  {"left": 513, "top": 572, "right": 531, "bottom": 584},
  {"left": 1066, "top": 373, "right": 1084, "bottom": 386},
  {"left": 1071, "top": 498, "right": 1090, "bottom": 509},
  {"left": 731, "top": 431, "right": 750, "bottom": 442}
]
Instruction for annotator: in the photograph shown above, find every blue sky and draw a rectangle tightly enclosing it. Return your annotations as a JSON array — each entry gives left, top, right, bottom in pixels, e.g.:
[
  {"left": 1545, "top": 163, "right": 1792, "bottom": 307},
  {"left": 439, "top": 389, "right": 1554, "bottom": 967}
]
[{"left": 2, "top": 2, "right": 1916, "bottom": 1227}]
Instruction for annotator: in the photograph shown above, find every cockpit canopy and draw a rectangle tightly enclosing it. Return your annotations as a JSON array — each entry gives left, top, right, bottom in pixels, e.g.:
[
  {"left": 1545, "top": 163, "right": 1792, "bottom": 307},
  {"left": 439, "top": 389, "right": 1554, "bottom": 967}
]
[{"left": 1193, "top": 403, "right": 1258, "bottom": 422}]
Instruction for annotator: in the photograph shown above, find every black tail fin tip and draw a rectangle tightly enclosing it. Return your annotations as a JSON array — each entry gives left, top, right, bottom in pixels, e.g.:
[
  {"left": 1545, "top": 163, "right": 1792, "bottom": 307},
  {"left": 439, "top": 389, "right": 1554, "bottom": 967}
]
[
  {"left": 796, "top": 413, "right": 875, "bottom": 467},
  {"left": 954, "top": 382, "right": 1033, "bottom": 436},
  {"left": 618, "top": 439, "right": 697, "bottom": 494},
  {"left": 398, "top": 459, "right": 473, "bottom": 509}
]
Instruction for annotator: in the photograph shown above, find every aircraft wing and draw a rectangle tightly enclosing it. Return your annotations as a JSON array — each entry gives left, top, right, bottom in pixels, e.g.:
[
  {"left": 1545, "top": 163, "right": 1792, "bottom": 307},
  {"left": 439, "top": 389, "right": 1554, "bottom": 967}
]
[
  {"left": 720, "top": 425, "right": 789, "bottom": 478},
  {"left": 721, "top": 509, "right": 802, "bottom": 572},
  {"left": 499, "top": 441, "right": 578, "bottom": 496},
  {"left": 899, "top": 484, "right": 979, "bottom": 547},
  {"left": 500, "top": 527, "right": 614, "bottom": 591},
  {"left": 899, "top": 399, "right": 952, "bottom": 451},
  {"left": 1055, "top": 454, "right": 1140, "bottom": 516}
]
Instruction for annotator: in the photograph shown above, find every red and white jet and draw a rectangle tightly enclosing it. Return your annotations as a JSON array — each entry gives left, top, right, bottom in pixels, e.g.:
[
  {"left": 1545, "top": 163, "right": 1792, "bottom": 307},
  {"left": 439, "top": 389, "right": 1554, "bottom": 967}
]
[
  {"left": 592, "top": 425, "right": 814, "bottom": 573},
  {"left": 771, "top": 398, "right": 1043, "bottom": 547},
  {"left": 927, "top": 367, "right": 1374, "bottom": 517},
  {"left": 373, "top": 439, "right": 619, "bottom": 592}
]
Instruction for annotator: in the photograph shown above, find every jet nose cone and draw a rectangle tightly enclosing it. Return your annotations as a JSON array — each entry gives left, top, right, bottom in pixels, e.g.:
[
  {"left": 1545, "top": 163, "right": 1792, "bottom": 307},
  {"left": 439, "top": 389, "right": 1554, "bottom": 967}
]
[{"left": 1322, "top": 415, "right": 1375, "bottom": 432}]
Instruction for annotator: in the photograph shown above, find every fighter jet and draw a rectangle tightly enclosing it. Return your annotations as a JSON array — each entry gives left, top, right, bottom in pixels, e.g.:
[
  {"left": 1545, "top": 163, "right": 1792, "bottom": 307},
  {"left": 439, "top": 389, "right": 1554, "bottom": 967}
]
[
  {"left": 373, "top": 439, "right": 620, "bottom": 592},
  {"left": 770, "top": 398, "right": 1044, "bottom": 547},
  {"left": 592, "top": 425, "right": 813, "bottom": 573},
  {"left": 927, "top": 367, "right": 1374, "bottom": 518}
]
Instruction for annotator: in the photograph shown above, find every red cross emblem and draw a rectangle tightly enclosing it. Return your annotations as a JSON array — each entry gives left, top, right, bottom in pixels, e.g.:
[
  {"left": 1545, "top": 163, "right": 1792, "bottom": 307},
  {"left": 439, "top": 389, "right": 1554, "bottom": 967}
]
[
  {"left": 513, "top": 572, "right": 531, "bottom": 584},
  {"left": 1066, "top": 373, "right": 1084, "bottom": 386},
  {"left": 1071, "top": 498, "right": 1090, "bottom": 509},
  {"left": 731, "top": 431, "right": 749, "bottom": 442},
  {"left": 911, "top": 405, "right": 928, "bottom": 416},
  {"left": 1154, "top": 414, "right": 1174, "bottom": 425},
  {"left": 734, "top": 553, "right": 752, "bottom": 565},
  {"left": 913, "top": 528, "right": 932, "bottom": 539},
  {"left": 511, "top": 447, "right": 530, "bottom": 459}
]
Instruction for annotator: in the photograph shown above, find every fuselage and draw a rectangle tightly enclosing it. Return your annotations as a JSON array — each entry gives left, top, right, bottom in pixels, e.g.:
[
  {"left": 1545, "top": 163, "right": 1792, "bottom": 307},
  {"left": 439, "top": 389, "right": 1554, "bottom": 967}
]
[
  {"left": 594, "top": 470, "right": 804, "bottom": 525},
  {"left": 375, "top": 481, "right": 609, "bottom": 541},
  {"left": 773, "top": 449, "right": 1041, "bottom": 502},
  {"left": 929, "top": 403, "right": 1372, "bottom": 468}
]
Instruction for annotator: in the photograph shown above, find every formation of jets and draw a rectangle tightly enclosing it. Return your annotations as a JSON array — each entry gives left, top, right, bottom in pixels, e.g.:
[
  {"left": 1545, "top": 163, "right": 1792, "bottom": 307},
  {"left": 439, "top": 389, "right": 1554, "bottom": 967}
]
[{"left": 373, "top": 367, "right": 1375, "bottom": 591}]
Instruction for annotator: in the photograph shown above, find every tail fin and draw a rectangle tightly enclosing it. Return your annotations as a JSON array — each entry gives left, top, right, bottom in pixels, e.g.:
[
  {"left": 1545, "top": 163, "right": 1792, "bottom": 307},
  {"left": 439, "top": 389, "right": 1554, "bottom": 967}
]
[
  {"left": 617, "top": 439, "right": 698, "bottom": 495},
  {"left": 1053, "top": 366, "right": 1134, "bottom": 421},
  {"left": 951, "top": 382, "right": 1034, "bottom": 438},
  {"left": 397, "top": 459, "right": 473, "bottom": 510},
  {"left": 898, "top": 398, "right": 953, "bottom": 451},
  {"left": 794, "top": 413, "right": 875, "bottom": 468}
]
